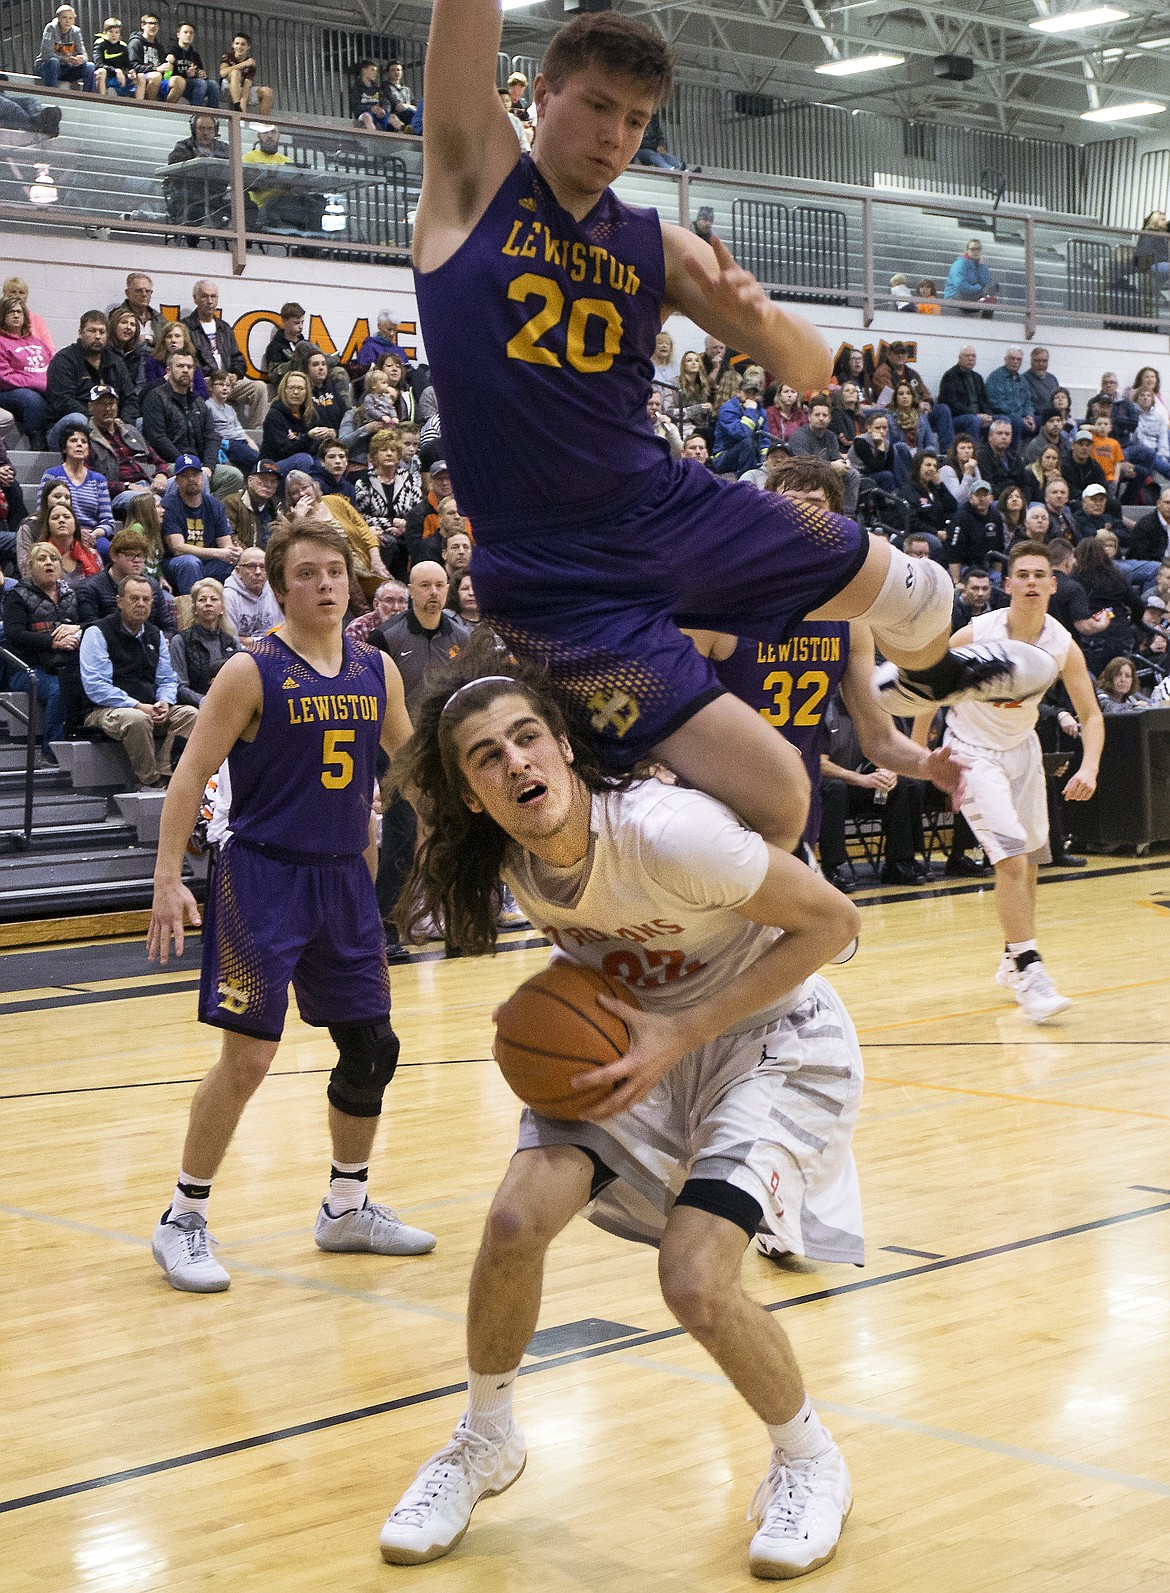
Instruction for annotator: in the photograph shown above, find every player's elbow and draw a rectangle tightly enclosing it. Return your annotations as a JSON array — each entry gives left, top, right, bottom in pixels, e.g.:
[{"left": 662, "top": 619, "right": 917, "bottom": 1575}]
[{"left": 831, "top": 894, "right": 862, "bottom": 956}]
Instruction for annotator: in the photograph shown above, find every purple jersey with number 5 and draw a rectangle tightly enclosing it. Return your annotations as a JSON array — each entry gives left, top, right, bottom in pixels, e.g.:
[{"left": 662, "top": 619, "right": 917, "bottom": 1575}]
[
  {"left": 414, "top": 153, "right": 670, "bottom": 534},
  {"left": 715, "top": 622, "right": 851, "bottom": 846},
  {"left": 227, "top": 633, "right": 385, "bottom": 857}
]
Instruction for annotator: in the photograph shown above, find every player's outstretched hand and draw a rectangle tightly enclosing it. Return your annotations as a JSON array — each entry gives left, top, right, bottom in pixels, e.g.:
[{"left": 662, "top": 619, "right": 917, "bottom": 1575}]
[
  {"left": 1063, "top": 769, "right": 1097, "bottom": 802},
  {"left": 923, "top": 744, "right": 968, "bottom": 804},
  {"left": 571, "top": 996, "right": 697, "bottom": 1121},
  {"left": 147, "top": 879, "right": 202, "bottom": 965},
  {"left": 683, "top": 235, "right": 770, "bottom": 337}
]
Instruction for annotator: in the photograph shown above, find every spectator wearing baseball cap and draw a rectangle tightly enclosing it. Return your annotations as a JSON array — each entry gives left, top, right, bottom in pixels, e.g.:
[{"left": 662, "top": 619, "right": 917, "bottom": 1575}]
[
  {"left": 160, "top": 453, "right": 240, "bottom": 592},
  {"left": 1062, "top": 427, "right": 1111, "bottom": 508},
  {"left": 404, "top": 456, "right": 453, "bottom": 567},
  {"left": 1073, "top": 482, "right": 1117, "bottom": 545},
  {"left": 950, "top": 478, "right": 1009, "bottom": 580},
  {"left": 86, "top": 382, "right": 169, "bottom": 518},
  {"left": 222, "top": 458, "right": 282, "bottom": 551}
]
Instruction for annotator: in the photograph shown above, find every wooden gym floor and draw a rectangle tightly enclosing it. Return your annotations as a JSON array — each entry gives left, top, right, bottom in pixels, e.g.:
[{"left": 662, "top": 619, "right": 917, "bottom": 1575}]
[{"left": 2, "top": 858, "right": 1169, "bottom": 1592}]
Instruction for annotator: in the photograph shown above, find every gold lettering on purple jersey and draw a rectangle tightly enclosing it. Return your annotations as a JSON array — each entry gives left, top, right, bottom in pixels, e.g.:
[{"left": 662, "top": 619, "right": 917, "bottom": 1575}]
[
  {"left": 588, "top": 245, "right": 606, "bottom": 284},
  {"left": 501, "top": 219, "right": 525, "bottom": 257},
  {"left": 569, "top": 241, "right": 587, "bottom": 283}
]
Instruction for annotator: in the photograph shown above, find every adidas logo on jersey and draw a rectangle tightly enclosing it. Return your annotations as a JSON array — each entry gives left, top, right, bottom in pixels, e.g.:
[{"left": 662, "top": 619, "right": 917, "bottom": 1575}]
[{"left": 282, "top": 676, "right": 300, "bottom": 689}]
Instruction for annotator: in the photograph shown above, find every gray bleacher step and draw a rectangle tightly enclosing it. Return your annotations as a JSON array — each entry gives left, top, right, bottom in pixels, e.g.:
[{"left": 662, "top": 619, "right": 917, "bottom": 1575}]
[
  {"left": 0, "top": 848, "right": 157, "bottom": 888},
  {"left": 0, "top": 792, "right": 111, "bottom": 827},
  {"left": 0, "top": 743, "right": 44, "bottom": 771},
  {"left": 0, "top": 692, "right": 31, "bottom": 735},
  {"left": 0, "top": 765, "right": 71, "bottom": 795},
  {"left": 0, "top": 820, "right": 137, "bottom": 853},
  {"left": 113, "top": 790, "right": 167, "bottom": 846},
  {"left": 49, "top": 739, "right": 134, "bottom": 790}
]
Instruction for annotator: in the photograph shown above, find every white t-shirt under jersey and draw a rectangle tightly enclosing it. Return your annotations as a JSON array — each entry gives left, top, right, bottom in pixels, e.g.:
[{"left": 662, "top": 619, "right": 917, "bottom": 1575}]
[
  {"left": 946, "top": 607, "right": 1072, "bottom": 752},
  {"left": 503, "top": 781, "right": 810, "bottom": 1031}
]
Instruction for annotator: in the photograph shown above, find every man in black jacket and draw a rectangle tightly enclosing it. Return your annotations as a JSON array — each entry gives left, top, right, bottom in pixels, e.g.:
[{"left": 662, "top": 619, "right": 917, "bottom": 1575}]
[
  {"left": 1060, "top": 429, "right": 1110, "bottom": 507},
  {"left": 165, "top": 113, "right": 230, "bottom": 244},
  {"left": 182, "top": 280, "right": 267, "bottom": 428},
  {"left": 45, "top": 310, "right": 138, "bottom": 447},
  {"left": 141, "top": 351, "right": 243, "bottom": 497},
  {"left": 1127, "top": 486, "right": 1170, "bottom": 564},
  {"left": 937, "top": 346, "right": 993, "bottom": 442},
  {"left": 976, "top": 419, "right": 1027, "bottom": 499}
]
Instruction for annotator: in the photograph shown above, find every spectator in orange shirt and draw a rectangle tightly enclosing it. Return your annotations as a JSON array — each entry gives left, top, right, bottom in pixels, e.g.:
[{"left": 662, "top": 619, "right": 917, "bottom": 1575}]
[{"left": 1089, "top": 413, "right": 1130, "bottom": 491}]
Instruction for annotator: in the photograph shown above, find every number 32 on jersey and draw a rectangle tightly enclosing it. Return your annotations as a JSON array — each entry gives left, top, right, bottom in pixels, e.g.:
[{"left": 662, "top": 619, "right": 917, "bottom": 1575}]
[
  {"left": 759, "top": 669, "right": 830, "bottom": 728},
  {"left": 505, "top": 272, "right": 624, "bottom": 374}
]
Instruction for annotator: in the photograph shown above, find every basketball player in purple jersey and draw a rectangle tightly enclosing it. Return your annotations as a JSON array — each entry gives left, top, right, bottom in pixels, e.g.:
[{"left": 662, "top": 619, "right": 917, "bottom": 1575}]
[
  {"left": 413, "top": 3, "right": 1057, "bottom": 853},
  {"left": 146, "top": 521, "right": 436, "bottom": 1293}
]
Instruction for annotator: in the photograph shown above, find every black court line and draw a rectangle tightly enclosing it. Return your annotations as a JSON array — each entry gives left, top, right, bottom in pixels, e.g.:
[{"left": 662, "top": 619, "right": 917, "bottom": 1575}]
[
  {"left": 844, "top": 855, "right": 1170, "bottom": 910},
  {"left": 881, "top": 1245, "right": 944, "bottom": 1260},
  {"left": 1131, "top": 1184, "right": 1170, "bottom": 1195},
  {"left": 2, "top": 1196, "right": 1167, "bottom": 1518},
  {"left": 0, "top": 1058, "right": 494, "bottom": 1103}
]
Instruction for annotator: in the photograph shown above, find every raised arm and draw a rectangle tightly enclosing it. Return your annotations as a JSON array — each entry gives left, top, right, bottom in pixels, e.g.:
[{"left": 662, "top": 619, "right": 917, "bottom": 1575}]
[
  {"left": 840, "top": 622, "right": 965, "bottom": 798},
  {"left": 415, "top": 0, "right": 522, "bottom": 267}
]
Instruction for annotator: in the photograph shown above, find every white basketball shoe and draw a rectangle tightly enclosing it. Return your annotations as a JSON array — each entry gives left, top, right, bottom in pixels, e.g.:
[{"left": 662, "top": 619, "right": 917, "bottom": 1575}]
[
  {"left": 748, "top": 1445, "right": 853, "bottom": 1579},
  {"left": 379, "top": 1418, "right": 527, "bottom": 1564},
  {"left": 996, "top": 956, "right": 1071, "bottom": 1023}
]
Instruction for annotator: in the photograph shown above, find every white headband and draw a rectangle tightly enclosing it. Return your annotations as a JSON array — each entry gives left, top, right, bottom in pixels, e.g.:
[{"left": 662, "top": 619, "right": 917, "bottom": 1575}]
[{"left": 439, "top": 676, "right": 518, "bottom": 719}]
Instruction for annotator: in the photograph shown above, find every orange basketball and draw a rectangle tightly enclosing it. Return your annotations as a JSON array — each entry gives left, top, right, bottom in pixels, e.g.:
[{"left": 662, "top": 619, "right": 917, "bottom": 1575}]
[{"left": 493, "top": 961, "right": 639, "bottom": 1119}]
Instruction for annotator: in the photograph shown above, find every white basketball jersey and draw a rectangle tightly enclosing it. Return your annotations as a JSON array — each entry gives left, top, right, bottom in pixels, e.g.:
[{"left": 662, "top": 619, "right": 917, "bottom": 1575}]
[
  {"left": 946, "top": 607, "right": 1072, "bottom": 751},
  {"left": 503, "top": 781, "right": 810, "bottom": 1030}
]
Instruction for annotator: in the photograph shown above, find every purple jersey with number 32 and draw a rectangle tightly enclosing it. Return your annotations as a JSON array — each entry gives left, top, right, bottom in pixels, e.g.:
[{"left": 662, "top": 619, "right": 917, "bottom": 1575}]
[
  {"left": 414, "top": 153, "right": 670, "bottom": 534},
  {"left": 227, "top": 633, "right": 386, "bottom": 857}
]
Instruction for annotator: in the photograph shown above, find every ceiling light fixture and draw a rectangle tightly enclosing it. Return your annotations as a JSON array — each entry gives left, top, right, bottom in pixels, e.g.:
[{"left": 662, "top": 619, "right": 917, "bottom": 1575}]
[
  {"left": 1080, "top": 100, "right": 1165, "bottom": 121},
  {"left": 815, "top": 52, "right": 904, "bottom": 76},
  {"left": 1029, "top": 7, "right": 1128, "bottom": 35}
]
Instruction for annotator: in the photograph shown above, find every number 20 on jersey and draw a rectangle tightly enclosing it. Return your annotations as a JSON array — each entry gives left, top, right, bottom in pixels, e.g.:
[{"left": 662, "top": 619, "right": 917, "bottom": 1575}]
[{"left": 505, "top": 272, "right": 624, "bottom": 374}]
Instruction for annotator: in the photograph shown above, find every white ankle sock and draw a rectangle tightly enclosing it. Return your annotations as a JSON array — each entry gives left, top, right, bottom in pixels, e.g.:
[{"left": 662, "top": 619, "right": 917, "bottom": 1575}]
[
  {"left": 862, "top": 545, "right": 952, "bottom": 656},
  {"left": 465, "top": 1366, "right": 519, "bottom": 1437},
  {"left": 170, "top": 1171, "right": 211, "bottom": 1222},
  {"left": 767, "top": 1396, "right": 834, "bottom": 1460},
  {"left": 325, "top": 1160, "right": 369, "bottom": 1216}
]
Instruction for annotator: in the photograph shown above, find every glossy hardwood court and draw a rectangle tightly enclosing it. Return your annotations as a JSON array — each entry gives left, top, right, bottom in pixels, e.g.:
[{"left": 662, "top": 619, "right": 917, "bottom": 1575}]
[{"left": 3, "top": 860, "right": 1169, "bottom": 1592}]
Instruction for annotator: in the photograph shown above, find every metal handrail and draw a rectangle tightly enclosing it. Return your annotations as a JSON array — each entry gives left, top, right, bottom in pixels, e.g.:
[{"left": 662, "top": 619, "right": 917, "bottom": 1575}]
[{"left": 0, "top": 644, "right": 40, "bottom": 849}]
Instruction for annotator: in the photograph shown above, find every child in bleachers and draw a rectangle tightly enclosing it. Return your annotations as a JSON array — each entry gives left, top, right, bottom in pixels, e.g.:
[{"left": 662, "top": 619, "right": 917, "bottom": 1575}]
[
  {"left": 205, "top": 371, "right": 261, "bottom": 477},
  {"left": 93, "top": 18, "right": 138, "bottom": 98},
  {"left": 361, "top": 367, "right": 400, "bottom": 429}
]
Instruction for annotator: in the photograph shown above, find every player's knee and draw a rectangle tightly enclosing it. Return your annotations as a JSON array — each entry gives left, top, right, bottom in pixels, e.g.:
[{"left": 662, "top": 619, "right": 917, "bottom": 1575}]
[
  {"left": 326, "top": 1019, "right": 399, "bottom": 1118},
  {"left": 482, "top": 1195, "right": 555, "bottom": 1259},
  {"left": 658, "top": 1256, "right": 728, "bottom": 1339}
]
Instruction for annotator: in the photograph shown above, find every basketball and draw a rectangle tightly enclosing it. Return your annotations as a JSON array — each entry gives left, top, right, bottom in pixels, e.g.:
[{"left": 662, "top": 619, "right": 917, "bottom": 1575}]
[{"left": 493, "top": 962, "right": 639, "bottom": 1119}]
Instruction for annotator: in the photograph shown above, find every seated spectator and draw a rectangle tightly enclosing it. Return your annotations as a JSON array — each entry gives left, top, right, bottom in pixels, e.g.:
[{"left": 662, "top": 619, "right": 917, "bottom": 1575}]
[
  {"left": 884, "top": 341, "right": 937, "bottom": 410},
  {"left": 26, "top": 495, "right": 101, "bottom": 589},
  {"left": 2, "top": 542, "right": 82, "bottom": 753},
  {"left": 829, "top": 381, "right": 864, "bottom": 453},
  {"left": 93, "top": 17, "right": 137, "bottom": 97},
  {"left": 358, "top": 364, "right": 401, "bottom": 434},
  {"left": 817, "top": 695, "right": 927, "bottom": 888},
  {"left": 889, "top": 273, "right": 915, "bottom": 313},
  {"left": 1128, "top": 486, "right": 1170, "bottom": 565},
  {"left": 944, "top": 238, "right": 996, "bottom": 313},
  {"left": 86, "top": 383, "right": 167, "bottom": 516},
  {"left": 354, "top": 429, "right": 408, "bottom": 570},
  {"left": 284, "top": 470, "right": 388, "bottom": 601},
  {"left": 223, "top": 543, "right": 281, "bottom": 639},
  {"left": 1043, "top": 477, "right": 1077, "bottom": 541},
  {"left": 45, "top": 310, "right": 138, "bottom": 449},
  {"left": 951, "top": 564, "right": 1007, "bottom": 629},
  {"left": 106, "top": 306, "right": 149, "bottom": 395},
  {"left": 2, "top": 277, "right": 53, "bottom": 354},
  {"left": 448, "top": 570, "right": 479, "bottom": 628},
  {"left": 372, "top": 349, "right": 425, "bottom": 422},
  {"left": 77, "top": 526, "right": 170, "bottom": 631},
  {"left": 165, "top": 22, "right": 218, "bottom": 106},
  {"left": 310, "top": 438, "right": 355, "bottom": 503},
  {"left": 345, "top": 575, "right": 406, "bottom": 645},
  {"left": 37, "top": 4, "right": 97, "bottom": 92},
  {"left": 1126, "top": 365, "right": 1167, "bottom": 420},
  {"left": 1094, "top": 372, "right": 1139, "bottom": 447},
  {"left": 1046, "top": 536, "right": 1094, "bottom": 643},
  {"left": 713, "top": 371, "right": 767, "bottom": 476},
  {"left": 204, "top": 370, "right": 260, "bottom": 478},
  {"left": 383, "top": 61, "right": 418, "bottom": 133},
  {"left": 884, "top": 382, "right": 937, "bottom": 458},
  {"left": 0, "top": 91, "right": 62, "bottom": 140},
  {"left": 220, "top": 31, "right": 271, "bottom": 115},
  {"left": 120, "top": 490, "right": 168, "bottom": 581},
  {"left": 937, "top": 346, "right": 993, "bottom": 441},
  {"left": 831, "top": 345, "right": 867, "bottom": 389},
  {"left": 916, "top": 279, "right": 941, "bottom": 314},
  {"left": 1125, "top": 389, "right": 1170, "bottom": 481},
  {"left": 165, "top": 113, "right": 229, "bottom": 243},
  {"left": 1024, "top": 408, "right": 1069, "bottom": 465},
  {"left": 1061, "top": 427, "right": 1110, "bottom": 506},
  {"left": 39, "top": 425, "right": 114, "bottom": 546},
  {"left": 1072, "top": 484, "right": 1121, "bottom": 545},
  {"left": 699, "top": 333, "right": 728, "bottom": 389},
  {"left": 1096, "top": 655, "right": 1147, "bottom": 712},
  {"left": 443, "top": 527, "right": 472, "bottom": 586},
  {"left": 350, "top": 60, "right": 391, "bottom": 132},
  {"left": 415, "top": 492, "right": 465, "bottom": 566},
  {"left": 938, "top": 435, "right": 979, "bottom": 508},
  {"left": 1024, "top": 347, "right": 1060, "bottom": 415},
  {"left": 762, "top": 453, "right": 842, "bottom": 513},
  {"left": 977, "top": 418, "right": 1027, "bottom": 498},
  {"left": 1025, "top": 444, "right": 1063, "bottom": 504},
  {"left": 505, "top": 70, "right": 529, "bottom": 116},
  {"left": 161, "top": 454, "right": 240, "bottom": 592},
  {"left": 0, "top": 434, "right": 26, "bottom": 570},
  {"left": 354, "top": 311, "right": 407, "bottom": 376},
  {"left": 1089, "top": 412, "right": 1128, "bottom": 493},
  {"left": 169, "top": 577, "right": 241, "bottom": 705},
  {"left": 0, "top": 293, "right": 51, "bottom": 448},
  {"left": 1073, "top": 535, "right": 1138, "bottom": 675},
  {"left": 222, "top": 458, "right": 281, "bottom": 550},
  {"left": 142, "top": 351, "right": 241, "bottom": 499},
  {"left": 787, "top": 395, "right": 859, "bottom": 515},
  {"left": 985, "top": 346, "right": 1037, "bottom": 439},
  {"left": 143, "top": 322, "right": 207, "bottom": 399},
  {"left": 243, "top": 124, "right": 326, "bottom": 235},
  {"left": 392, "top": 425, "right": 423, "bottom": 512},
  {"left": 127, "top": 12, "right": 174, "bottom": 100},
  {"left": 262, "top": 302, "right": 305, "bottom": 390},
  {"left": 261, "top": 371, "right": 319, "bottom": 475},
  {"left": 632, "top": 110, "right": 684, "bottom": 170},
  {"left": 402, "top": 456, "right": 452, "bottom": 567},
  {"left": 998, "top": 483, "right": 1028, "bottom": 545},
  {"left": 646, "top": 388, "right": 682, "bottom": 459},
  {"left": 764, "top": 382, "right": 806, "bottom": 444},
  {"left": 904, "top": 451, "right": 957, "bottom": 548},
  {"left": 652, "top": 329, "right": 678, "bottom": 387},
  {"left": 1023, "top": 502, "right": 1054, "bottom": 543},
  {"left": 849, "top": 411, "right": 898, "bottom": 492},
  {"left": 950, "top": 481, "right": 1008, "bottom": 580},
  {"left": 183, "top": 280, "right": 266, "bottom": 429},
  {"left": 79, "top": 574, "right": 198, "bottom": 786},
  {"left": 289, "top": 345, "right": 349, "bottom": 426}
]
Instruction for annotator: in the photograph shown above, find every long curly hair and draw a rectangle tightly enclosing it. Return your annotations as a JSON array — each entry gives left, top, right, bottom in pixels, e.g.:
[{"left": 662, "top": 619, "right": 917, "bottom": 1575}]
[{"left": 391, "top": 633, "right": 634, "bottom": 956}]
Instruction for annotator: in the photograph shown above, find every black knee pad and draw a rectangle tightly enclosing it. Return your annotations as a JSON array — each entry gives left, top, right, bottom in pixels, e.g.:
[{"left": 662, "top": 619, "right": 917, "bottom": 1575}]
[{"left": 326, "top": 1019, "right": 399, "bottom": 1118}]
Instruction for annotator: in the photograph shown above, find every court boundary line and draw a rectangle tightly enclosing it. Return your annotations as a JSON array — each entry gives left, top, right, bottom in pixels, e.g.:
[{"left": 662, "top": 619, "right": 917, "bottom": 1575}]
[{"left": 2, "top": 1196, "right": 1167, "bottom": 1518}]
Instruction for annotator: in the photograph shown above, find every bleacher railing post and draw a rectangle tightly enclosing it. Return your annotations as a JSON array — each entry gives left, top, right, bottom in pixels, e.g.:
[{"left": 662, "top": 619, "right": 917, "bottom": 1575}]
[
  {"left": 677, "top": 170, "right": 690, "bottom": 229},
  {"left": 1025, "top": 216, "right": 1036, "bottom": 341},
  {"left": 862, "top": 197, "right": 874, "bottom": 327},
  {"left": 227, "top": 113, "right": 248, "bottom": 278}
]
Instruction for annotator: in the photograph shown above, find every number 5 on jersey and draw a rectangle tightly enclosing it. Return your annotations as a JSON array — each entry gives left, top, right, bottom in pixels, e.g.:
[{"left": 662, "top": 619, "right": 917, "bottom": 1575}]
[
  {"left": 321, "top": 729, "right": 355, "bottom": 789},
  {"left": 505, "top": 272, "right": 624, "bottom": 374}
]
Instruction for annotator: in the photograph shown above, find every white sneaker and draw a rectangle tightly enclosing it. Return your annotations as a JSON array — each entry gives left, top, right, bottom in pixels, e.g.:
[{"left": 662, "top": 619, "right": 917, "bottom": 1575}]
[
  {"left": 748, "top": 1446, "right": 852, "bottom": 1580},
  {"left": 379, "top": 1418, "right": 527, "bottom": 1565},
  {"left": 1005, "top": 959, "right": 1072, "bottom": 1023},
  {"left": 497, "top": 885, "right": 529, "bottom": 929},
  {"left": 755, "top": 1235, "right": 817, "bottom": 1273},
  {"left": 314, "top": 1198, "right": 436, "bottom": 1256},
  {"left": 994, "top": 952, "right": 1016, "bottom": 989},
  {"left": 873, "top": 640, "right": 1058, "bottom": 716},
  {"left": 151, "top": 1208, "right": 231, "bottom": 1293}
]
